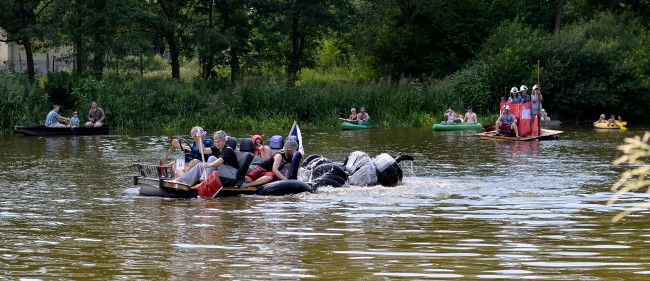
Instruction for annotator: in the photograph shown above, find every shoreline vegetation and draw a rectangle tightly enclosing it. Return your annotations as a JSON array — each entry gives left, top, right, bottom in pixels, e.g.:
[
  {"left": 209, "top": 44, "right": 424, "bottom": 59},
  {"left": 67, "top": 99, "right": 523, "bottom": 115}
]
[{"left": 2, "top": 14, "right": 649, "bottom": 132}]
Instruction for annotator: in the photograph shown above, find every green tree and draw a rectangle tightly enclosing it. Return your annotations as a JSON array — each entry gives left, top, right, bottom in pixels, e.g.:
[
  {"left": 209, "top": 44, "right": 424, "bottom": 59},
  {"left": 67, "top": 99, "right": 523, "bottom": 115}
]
[
  {"left": 249, "top": 0, "right": 354, "bottom": 86},
  {"left": 0, "top": 0, "right": 47, "bottom": 81}
]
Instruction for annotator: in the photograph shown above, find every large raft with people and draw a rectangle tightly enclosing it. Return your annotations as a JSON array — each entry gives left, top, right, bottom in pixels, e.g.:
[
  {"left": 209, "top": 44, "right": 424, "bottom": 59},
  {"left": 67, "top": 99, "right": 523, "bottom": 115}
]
[{"left": 133, "top": 135, "right": 413, "bottom": 198}]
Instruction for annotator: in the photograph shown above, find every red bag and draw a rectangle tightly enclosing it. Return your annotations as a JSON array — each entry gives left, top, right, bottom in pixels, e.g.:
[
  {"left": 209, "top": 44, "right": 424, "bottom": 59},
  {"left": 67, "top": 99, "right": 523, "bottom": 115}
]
[{"left": 198, "top": 171, "right": 223, "bottom": 198}]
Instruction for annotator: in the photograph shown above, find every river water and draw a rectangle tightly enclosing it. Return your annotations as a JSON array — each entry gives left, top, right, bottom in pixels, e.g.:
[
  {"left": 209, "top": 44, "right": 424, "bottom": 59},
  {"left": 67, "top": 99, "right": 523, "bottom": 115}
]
[{"left": 1, "top": 125, "right": 649, "bottom": 280}]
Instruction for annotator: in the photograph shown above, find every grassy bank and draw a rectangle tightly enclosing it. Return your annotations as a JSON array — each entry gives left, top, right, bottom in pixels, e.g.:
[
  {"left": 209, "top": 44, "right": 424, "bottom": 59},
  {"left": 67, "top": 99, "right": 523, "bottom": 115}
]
[{"left": 2, "top": 70, "right": 498, "bottom": 132}]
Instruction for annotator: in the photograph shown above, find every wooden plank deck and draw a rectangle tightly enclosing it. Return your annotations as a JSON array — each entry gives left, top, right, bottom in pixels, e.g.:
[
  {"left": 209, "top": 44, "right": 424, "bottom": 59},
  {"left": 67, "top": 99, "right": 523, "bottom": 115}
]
[{"left": 475, "top": 129, "right": 563, "bottom": 141}]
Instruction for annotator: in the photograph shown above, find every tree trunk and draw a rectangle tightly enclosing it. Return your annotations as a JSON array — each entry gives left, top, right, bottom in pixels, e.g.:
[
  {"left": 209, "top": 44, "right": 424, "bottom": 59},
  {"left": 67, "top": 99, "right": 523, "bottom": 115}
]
[
  {"left": 398, "top": 0, "right": 418, "bottom": 26},
  {"left": 15, "top": 0, "right": 35, "bottom": 80},
  {"left": 230, "top": 47, "right": 239, "bottom": 84},
  {"left": 286, "top": 12, "right": 301, "bottom": 86},
  {"left": 165, "top": 34, "right": 181, "bottom": 79},
  {"left": 554, "top": 0, "right": 565, "bottom": 33}
]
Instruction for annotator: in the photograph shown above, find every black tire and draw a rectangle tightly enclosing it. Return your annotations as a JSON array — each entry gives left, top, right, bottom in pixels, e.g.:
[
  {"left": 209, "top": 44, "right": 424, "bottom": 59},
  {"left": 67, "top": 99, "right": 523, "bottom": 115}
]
[
  {"left": 302, "top": 154, "right": 322, "bottom": 168},
  {"left": 306, "top": 157, "right": 332, "bottom": 170},
  {"left": 311, "top": 177, "right": 342, "bottom": 188},
  {"left": 374, "top": 153, "right": 403, "bottom": 187},
  {"left": 311, "top": 163, "right": 348, "bottom": 180},
  {"left": 320, "top": 173, "right": 347, "bottom": 187},
  {"left": 139, "top": 185, "right": 198, "bottom": 198},
  {"left": 255, "top": 180, "right": 313, "bottom": 196}
]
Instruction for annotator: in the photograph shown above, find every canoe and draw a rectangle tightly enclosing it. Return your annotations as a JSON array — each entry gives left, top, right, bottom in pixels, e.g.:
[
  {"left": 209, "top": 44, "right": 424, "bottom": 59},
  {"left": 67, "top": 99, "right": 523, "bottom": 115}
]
[
  {"left": 432, "top": 122, "right": 483, "bottom": 131},
  {"left": 475, "top": 129, "right": 563, "bottom": 141},
  {"left": 13, "top": 125, "right": 109, "bottom": 136},
  {"left": 342, "top": 120, "right": 373, "bottom": 130},
  {"left": 593, "top": 122, "right": 624, "bottom": 130}
]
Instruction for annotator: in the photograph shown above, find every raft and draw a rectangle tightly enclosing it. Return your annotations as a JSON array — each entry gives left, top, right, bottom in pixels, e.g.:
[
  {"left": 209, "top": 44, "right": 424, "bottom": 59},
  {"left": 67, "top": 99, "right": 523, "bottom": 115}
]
[
  {"left": 432, "top": 122, "right": 483, "bottom": 131},
  {"left": 475, "top": 129, "right": 563, "bottom": 141},
  {"left": 593, "top": 122, "right": 624, "bottom": 130},
  {"left": 342, "top": 120, "right": 373, "bottom": 130}
]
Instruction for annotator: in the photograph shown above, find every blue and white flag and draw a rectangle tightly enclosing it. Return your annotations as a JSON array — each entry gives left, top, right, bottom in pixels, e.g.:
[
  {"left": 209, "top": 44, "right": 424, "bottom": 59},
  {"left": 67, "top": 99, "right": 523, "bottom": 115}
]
[{"left": 288, "top": 121, "right": 304, "bottom": 155}]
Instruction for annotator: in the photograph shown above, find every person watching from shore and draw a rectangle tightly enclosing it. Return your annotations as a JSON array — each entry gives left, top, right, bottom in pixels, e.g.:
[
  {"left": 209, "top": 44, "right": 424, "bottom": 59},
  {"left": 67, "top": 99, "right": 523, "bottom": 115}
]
[
  {"left": 541, "top": 109, "right": 550, "bottom": 121},
  {"left": 244, "top": 140, "right": 299, "bottom": 187},
  {"left": 170, "top": 130, "right": 240, "bottom": 187},
  {"left": 464, "top": 107, "right": 477, "bottom": 123},
  {"left": 171, "top": 126, "right": 216, "bottom": 176},
  {"left": 519, "top": 85, "right": 531, "bottom": 103},
  {"left": 69, "top": 111, "right": 80, "bottom": 128},
  {"left": 495, "top": 105, "right": 520, "bottom": 138},
  {"left": 45, "top": 105, "right": 70, "bottom": 128},
  {"left": 84, "top": 101, "right": 105, "bottom": 128},
  {"left": 357, "top": 107, "right": 370, "bottom": 123}
]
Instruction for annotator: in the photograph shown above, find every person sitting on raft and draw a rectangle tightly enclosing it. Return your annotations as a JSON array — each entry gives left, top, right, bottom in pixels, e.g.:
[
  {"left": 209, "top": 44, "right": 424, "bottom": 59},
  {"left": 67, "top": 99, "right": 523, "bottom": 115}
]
[
  {"left": 495, "top": 105, "right": 520, "bottom": 138},
  {"left": 169, "top": 130, "right": 240, "bottom": 187},
  {"left": 607, "top": 114, "right": 621, "bottom": 126},
  {"left": 249, "top": 134, "right": 273, "bottom": 171},
  {"left": 593, "top": 114, "right": 607, "bottom": 125},
  {"left": 170, "top": 126, "right": 216, "bottom": 176},
  {"left": 346, "top": 107, "right": 358, "bottom": 122},
  {"left": 357, "top": 107, "right": 370, "bottom": 123},
  {"left": 464, "top": 107, "right": 477, "bottom": 123},
  {"left": 244, "top": 140, "right": 299, "bottom": 187},
  {"left": 441, "top": 108, "right": 460, "bottom": 124}
]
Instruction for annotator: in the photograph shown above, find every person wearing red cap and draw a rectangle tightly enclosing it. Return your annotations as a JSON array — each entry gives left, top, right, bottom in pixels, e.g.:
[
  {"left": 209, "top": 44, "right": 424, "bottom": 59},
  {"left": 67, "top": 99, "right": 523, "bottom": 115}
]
[{"left": 69, "top": 111, "right": 80, "bottom": 128}]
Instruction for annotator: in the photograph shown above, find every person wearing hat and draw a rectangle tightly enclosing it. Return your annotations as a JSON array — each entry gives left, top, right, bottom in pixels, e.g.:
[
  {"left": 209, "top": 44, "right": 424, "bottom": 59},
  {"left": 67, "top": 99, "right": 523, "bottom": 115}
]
[
  {"left": 169, "top": 130, "right": 240, "bottom": 187},
  {"left": 530, "top": 85, "right": 543, "bottom": 135},
  {"left": 171, "top": 126, "right": 217, "bottom": 176},
  {"left": 519, "top": 85, "right": 531, "bottom": 103},
  {"left": 244, "top": 139, "right": 299, "bottom": 187},
  {"left": 69, "top": 111, "right": 80, "bottom": 128},
  {"left": 464, "top": 107, "right": 477, "bottom": 124},
  {"left": 45, "top": 104, "right": 70, "bottom": 128},
  {"left": 507, "top": 87, "right": 519, "bottom": 103},
  {"left": 495, "top": 105, "right": 520, "bottom": 138}
]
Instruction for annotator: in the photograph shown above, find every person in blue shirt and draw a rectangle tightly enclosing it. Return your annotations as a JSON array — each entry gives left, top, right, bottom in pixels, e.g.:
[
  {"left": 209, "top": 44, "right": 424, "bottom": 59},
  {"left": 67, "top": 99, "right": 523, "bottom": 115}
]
[
  {"left": 171, "top": 126, "right": 217, "bottom": 176},
  {"left": 495, "top": 105, "right": 520, "bottom": 138},
  {"left": 69, "top": 111, "right": 80, "bottom": 128},
  {"left": 45, "top": 105, "right": 70, "bottom": 128},
  {"left": 519, "top": 85, "right": 531, "bottom": 103}
]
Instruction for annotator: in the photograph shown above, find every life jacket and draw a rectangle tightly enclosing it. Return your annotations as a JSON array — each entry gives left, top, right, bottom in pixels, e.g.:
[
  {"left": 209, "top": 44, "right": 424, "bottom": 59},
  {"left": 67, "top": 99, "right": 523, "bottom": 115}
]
[{"left": 185, "top": 139, "right": 215, "bottom": 162}]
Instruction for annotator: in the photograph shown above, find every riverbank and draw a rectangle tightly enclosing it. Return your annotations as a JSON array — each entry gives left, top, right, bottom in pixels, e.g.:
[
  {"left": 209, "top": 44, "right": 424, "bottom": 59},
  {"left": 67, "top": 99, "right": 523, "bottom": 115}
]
[{"left": 1, "top": 70, "right": 500, "bottom": 132}]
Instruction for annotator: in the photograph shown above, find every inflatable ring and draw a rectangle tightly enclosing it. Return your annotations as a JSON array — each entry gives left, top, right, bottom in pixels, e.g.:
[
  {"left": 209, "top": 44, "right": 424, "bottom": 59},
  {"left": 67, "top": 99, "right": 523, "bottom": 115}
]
[
  {"left": 302, "top": 154, "right": 322, "bottom": 168},
  {"left": 139, "top": 184, "right": 198, "bottom": 198},
  {"left": 255, "top": 180, "right": 313, "bottom": 196}
]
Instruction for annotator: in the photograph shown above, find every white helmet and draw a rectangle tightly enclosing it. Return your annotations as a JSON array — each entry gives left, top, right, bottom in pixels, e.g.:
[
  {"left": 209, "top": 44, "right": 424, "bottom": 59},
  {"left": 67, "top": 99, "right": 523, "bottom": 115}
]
[
  {"left": 520, "top": 85, "right": 528, "bottom": 91},
  {"left": 510, "top": 87, "right": 518, "bottom": 94},
  {"left": 532, "top": 85, "right": 539, "bottom": 90},
  {"left": 502, "top": 105, "right": 510, "bottom": 110}
]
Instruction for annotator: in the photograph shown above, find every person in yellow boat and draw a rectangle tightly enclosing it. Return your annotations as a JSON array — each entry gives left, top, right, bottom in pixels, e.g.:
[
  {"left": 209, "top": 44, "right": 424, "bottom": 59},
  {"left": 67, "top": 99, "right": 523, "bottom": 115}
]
[
  {"left": 593, "top": 114, "right": 607, "bottom": 125},
  {"left": 607, "top": 115, "right": 622, "bottom": 126}
]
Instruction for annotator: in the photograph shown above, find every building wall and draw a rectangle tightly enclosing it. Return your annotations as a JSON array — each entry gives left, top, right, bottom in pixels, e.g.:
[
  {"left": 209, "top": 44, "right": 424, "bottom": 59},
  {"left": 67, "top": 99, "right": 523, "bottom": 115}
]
[{"left": 0, "top": 34, "right": 75, "bottom": 74}]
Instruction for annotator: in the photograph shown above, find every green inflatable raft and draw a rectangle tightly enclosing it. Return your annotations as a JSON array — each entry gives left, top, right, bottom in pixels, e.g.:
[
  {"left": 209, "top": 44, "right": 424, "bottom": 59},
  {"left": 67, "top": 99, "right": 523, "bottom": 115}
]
[
  {"left": 342, "top": 120, "right": 374, "bottom": 130},
  {"left": 432, "top": 122, "right": 483, "bottom": 131}
]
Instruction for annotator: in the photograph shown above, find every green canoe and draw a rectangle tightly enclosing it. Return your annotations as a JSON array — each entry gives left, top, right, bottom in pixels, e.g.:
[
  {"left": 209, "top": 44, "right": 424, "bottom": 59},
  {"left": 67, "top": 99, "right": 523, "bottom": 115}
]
[
  {"left": 342, "top": 120, "right": 374, "bottom": 130},
  {"left": 432, "top": 122, "right": 483, "bottom": 131}
]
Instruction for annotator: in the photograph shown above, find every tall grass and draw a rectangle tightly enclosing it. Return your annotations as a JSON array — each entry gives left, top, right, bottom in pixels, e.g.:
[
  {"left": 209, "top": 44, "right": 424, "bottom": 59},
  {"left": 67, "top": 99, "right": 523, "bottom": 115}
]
[{"left": 1, "top": 68, "right": 487, "bottom": 132}]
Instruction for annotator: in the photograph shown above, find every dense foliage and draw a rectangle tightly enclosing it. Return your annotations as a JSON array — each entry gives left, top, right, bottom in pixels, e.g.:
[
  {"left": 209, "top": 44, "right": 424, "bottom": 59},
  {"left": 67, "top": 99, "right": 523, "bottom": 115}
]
[{"left": 1, "top": 0, "right": 650, "bottom": 129}]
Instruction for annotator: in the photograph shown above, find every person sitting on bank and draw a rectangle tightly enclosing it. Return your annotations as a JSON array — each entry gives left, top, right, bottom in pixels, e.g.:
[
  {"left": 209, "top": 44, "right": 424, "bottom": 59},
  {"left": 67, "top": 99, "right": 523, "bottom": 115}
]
[
  {"left": 464, "top": 107, "right": 477, "bottom": 123},
  {"left": 495, "top": 105, "right": 520, "bottom": 138},
  {"left": 171, "top": 126, "right": 216, "bottom": 176},
  {"left": 244, "top": 140, "right": 299, "bottom": 187},
  {"left": 170, "top": 130, "right": 240, "bottom": 187},
  {"left": 45, "top": 104, "right": 70, "bottom": 128},
  {"left": 84, "top": 101, "right": 105, "bottom": 128},
  {"left": 69, "top": 111, "right": 80, "bottom": 128},
  {"left": 357, "top": 107, "right": 370, "bottom": 123}
]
